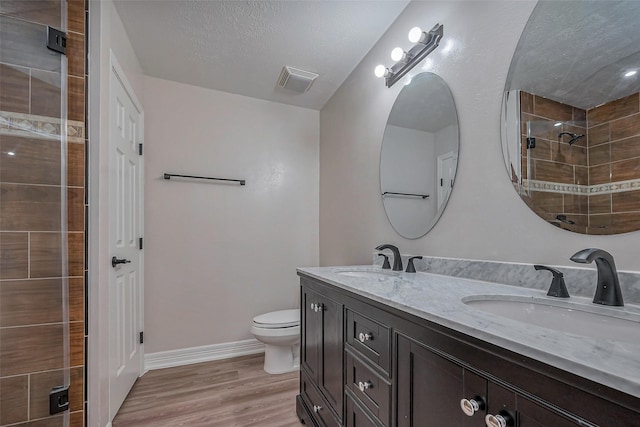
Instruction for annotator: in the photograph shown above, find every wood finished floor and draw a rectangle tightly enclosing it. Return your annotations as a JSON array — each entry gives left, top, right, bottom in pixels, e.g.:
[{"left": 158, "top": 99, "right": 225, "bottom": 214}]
[{"left": 112, "top": 354, "right": 302, "bottom": 426}]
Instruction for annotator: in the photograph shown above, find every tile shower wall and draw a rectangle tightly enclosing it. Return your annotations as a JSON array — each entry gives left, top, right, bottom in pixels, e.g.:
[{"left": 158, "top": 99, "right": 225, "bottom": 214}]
[
  {"left": 0, "top": 1, "right": 86, "bottom": 426},
  {"left": 519, "top": 91, "right": 588, "bottom": 231},
  {"left": 587, "top": 92, "right": 640, "bottom": 234},
  {"left": 520, "top": 90, "right": 640, "bottom": 234}
]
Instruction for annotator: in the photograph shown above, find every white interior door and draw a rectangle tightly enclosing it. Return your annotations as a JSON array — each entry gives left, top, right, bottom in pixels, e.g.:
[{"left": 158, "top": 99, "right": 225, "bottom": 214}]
[
  {"left": 109, "top": 54, "right": 144, "bottom": 420},
  {"left": 437, "top": 152, "right": 457, "bottom": 210}
]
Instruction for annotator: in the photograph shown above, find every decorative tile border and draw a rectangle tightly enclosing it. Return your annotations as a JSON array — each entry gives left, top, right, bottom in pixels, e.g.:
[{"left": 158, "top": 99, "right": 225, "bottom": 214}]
[
  {"left": 0, "top": 111, "right": 85, "bottom": 143},
  {"left": 522, "top": 179, "right": 640, "bottom": 195}
]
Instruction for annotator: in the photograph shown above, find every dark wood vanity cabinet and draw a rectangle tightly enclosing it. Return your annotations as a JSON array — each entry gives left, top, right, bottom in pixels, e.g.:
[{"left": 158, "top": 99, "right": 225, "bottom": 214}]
[
  {"left": 299, "top": 280, "right": 344, "bottom": 426},
  {"left": 297, "top": 274, "right": 640, "bottom": 427}
]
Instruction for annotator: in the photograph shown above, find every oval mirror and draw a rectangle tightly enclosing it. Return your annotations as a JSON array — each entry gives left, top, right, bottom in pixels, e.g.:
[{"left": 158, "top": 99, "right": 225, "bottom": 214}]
[
  {"left": 502, "top": 1, "right": 640, "bottom": 235},
  {"left": 380, "top": 72, "right": 459, "bottom": 239}
]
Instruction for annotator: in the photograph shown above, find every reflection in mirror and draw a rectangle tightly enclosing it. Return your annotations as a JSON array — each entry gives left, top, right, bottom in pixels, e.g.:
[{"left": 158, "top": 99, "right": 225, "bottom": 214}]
[
  {"left": 380, "top": 72, "right": 459, "bottom": 239},
  {"left": 502, "top": 1, "right": 640, "bottom": 235}
]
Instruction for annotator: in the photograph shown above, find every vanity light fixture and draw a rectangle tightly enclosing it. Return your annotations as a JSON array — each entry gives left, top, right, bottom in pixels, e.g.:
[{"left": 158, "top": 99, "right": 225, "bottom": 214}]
[{"left": 374, "top": 23, "right": 443, "bottom": 88}]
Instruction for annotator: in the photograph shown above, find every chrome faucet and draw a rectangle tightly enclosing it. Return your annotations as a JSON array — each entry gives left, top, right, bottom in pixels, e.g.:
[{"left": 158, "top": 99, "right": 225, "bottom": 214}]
[
  {"left": 375, "top": 244, "right": 403, "bottom": 271},
  {"left": 570, "top": 248, "right": 624, "bottom": 306}
]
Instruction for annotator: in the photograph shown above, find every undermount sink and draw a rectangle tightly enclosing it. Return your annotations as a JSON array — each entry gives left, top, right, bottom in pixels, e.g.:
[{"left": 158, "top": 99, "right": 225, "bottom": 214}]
[
  {"left": 337, "top": 270, "right": 397, "bottom": 279},
  {"left": 463, "top": 296, "right": 640, "bottom": 343}
]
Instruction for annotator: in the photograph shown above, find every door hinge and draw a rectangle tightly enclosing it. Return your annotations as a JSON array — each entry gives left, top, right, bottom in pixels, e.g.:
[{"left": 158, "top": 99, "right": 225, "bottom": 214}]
[
  {"left": 46, "top": 27, "right": 67, "bottom": 55},
  {"left": 139, "top": 331, "right": 144, "bottom": 344},
  {"left": 138, "top": 143, "right": 143, "bottom": 155},
  {"left": 138, "top": 237, "right": 143, "bottom": 250}
]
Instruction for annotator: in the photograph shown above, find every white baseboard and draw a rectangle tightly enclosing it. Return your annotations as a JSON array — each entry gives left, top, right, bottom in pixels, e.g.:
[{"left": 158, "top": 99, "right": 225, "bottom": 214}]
[{"left": 144, "top": 339, "right": 265, "bottom": 371}]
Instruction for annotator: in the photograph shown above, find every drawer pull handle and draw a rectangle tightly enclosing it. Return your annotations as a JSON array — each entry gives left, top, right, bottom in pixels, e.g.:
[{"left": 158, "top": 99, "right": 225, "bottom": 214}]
[
  {"left": 313, "top": 404, "right": 322, "bottom": 413},
  {"left": 485, "top": 413, "right": 513, "bottom": 427},
  {"left": 460, "top": 397, "right": 485, "bottom": 416},
  {"left": 358, "top": 381, "right": 372, "bottom": 392},
  {"left": 309, "top": 303, "right": 324, "bottom": 313},
  {"left": 358, "top": 332, "right": 372, "bottom": 342}
]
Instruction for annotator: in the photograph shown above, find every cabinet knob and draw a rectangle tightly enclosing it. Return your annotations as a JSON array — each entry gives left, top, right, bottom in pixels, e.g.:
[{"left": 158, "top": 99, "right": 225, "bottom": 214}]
[
  {"left": 358, "top": 381, "right": 372, "bottom": 392},
  {"left": 313, "top": 404, "right": 322, "bottom": 413},
  {"left": 310, "top": 302, "right": 316, "bottom": 311},
  {"left": 358, "top": 332, "right": 372, "bottom": 342},
  {"left": 485, "top": 413, "right": 513, "bottom": 427},
  {"left": 309, "top": 303, "right": 323, "bottom": 312},
  {"left": 460, "top": 397, "right": 485, "bottom": 416}
]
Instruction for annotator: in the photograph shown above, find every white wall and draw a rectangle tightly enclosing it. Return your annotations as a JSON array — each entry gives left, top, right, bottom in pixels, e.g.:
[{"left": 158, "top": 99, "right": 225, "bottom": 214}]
[
  {"left": 88, "top": 1, "right": 145, "bottom": 425},
  {"left": 319, "top": 0, "right": 640, "bottom": 271},
  {"left": 143, "top": 76, "right": 319, "bottom": 353}
]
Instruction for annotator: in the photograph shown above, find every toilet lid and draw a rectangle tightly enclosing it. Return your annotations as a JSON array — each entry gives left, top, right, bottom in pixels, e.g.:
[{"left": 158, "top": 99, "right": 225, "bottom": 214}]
[{"left": 253, "top": 309, "right": 300, "bottom": 328}]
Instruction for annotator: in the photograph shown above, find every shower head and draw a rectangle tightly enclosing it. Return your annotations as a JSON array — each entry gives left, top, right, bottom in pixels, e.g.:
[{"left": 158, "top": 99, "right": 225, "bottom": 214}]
[{"left": 558, "top": 132, "right": 585, "bottom": 145}]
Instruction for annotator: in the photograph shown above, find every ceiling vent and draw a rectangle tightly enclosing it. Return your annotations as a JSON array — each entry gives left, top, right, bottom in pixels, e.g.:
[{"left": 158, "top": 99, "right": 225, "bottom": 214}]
[{"left": 277, "top": 66, "right": 319, "bottom": 93}]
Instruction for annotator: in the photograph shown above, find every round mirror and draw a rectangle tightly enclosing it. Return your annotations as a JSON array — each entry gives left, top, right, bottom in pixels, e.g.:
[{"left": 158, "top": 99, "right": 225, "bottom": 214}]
[
  {"left": 380, "top": 72, "right": 459, "bottom": 239},
  {"left": 502, "top": 1, "right": 640, "bottom": 235}
]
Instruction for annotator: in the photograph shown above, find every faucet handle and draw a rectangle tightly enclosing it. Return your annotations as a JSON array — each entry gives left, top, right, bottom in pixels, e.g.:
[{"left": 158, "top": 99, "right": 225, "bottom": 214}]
[
  {"left": 534, "top": 265, "right": 570, "bottom": 298},
  {"left": 406, "top": 256, "right": 423, "bottom": 273},
  {"left": 377, "top": 253, "right": 391, "bottom": 269}
]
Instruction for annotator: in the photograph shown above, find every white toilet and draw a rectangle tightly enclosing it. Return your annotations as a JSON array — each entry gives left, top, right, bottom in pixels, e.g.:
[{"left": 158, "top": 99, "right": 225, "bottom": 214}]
[{"left": 250, "top": 309, "right": 300, "bottom": 374}]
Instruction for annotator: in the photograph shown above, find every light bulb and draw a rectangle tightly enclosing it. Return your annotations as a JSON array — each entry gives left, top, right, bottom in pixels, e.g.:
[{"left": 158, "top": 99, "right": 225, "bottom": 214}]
[
  {"left": 554, "top": 122, "right": 562, "bottom": 127},
  {"left": 7, "top": 151, "right": 15, "bottom": 156},
  {"left": 391, "top": 47, "right": 405, "bottom": 62},
  {"left": 624, "top": 70, "right": 637, "bottom": 77},
  {"left": 374, "top": 65, "right": 388, "bottom": 78},
  {"left": 408, "top": 27, "right": 423, "bottom": 43}
]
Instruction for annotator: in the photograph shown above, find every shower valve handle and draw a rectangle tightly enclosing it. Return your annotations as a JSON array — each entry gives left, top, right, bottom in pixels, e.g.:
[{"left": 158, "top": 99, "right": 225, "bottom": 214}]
[{"left": 111, "top": 256, "right": 131, "bottom": 268}]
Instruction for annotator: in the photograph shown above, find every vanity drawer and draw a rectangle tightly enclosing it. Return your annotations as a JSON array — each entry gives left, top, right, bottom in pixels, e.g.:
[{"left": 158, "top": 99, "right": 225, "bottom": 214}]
[
  {"left": 301, "top": 369, "right": 340, "bottom": 427},
  {"left": 345, "top": 390, "right": 385, "bottom": 427},
  {"left": 346, "top": 351, "right": 391, "bottom": 426},
  {"left": 346, "top": 309, "right": 391, "bottom": 374}
]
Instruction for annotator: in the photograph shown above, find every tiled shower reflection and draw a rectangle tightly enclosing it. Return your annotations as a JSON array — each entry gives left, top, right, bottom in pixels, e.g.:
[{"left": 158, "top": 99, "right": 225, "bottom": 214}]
[{"left": 0, "top": 1, "right": 86, "bottom": 426}]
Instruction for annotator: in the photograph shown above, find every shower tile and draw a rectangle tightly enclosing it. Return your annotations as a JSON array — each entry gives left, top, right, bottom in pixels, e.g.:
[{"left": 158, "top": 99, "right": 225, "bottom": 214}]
[
  {"left": 67, "top": 142, "right": 85, "bottom": 187},
  {"left": 70, "top": 411, "right": 84, "bottom": 427},
  {"left": 588, "top": 93, "right": 640, "bottom": 127},
  {"left": 0, "top": 232, "right": 28, "bottom": 279},
  {"left": 0, "top": 15, "right": 61, "bottom": 73},
  {"left": 610, "top": 113, "right": 640, "bottom": 141},
  {"left": 589, "top": 213, "right": 613, "bottom": 229},
  {"left": 68, "top": 187, "right": 84, "bottom": 232},
  {"left": 588, "top": 123, "right": 610, "bottom": 146},
  {"left": 611, "top": 135, "right": 640, "bottom": 162},
  {"left": 588, "top": 143, "right": 611, "bottom": 167},
  {"left": 520, "top": 91, "right": 533, "bottom": 114},
  {"left": 0, "top": 63, "right": 30, "bottom": 114},
  {"left": 68, "top": 75, "right": 85, "bottom": 122},
  {"left": 0, "top": 279, "right": 62, "bottom": 327},
  {"left": 0, "top": 0, "right": 62, "bottom": 28},
  {"left": 531, "top": 159, "right": 574, "bottom": 184},
  {"left": 0, "top": 135, "right": 61, "bottom": 185},
  {"left": 30, "top": 69, "right": 62, "bottom": 118},
  {"left": 611, "top": 212, "right": 640, "bottom": 234},
  {"left": 0, "top": 183, "right": 61, "bottom": 231},
  {"left": 0, "top": 324, "right": 64, "bottom": 376},
  {"left": 612, "top": 189, "right": 640, "bottom": 213},
  {"left": 68, "top": 0, "right": 86, "bottom": 34},
  {"left": 612, "top": 157, "right": 640, "bottom": 182},
  {"left": 588, "top": 163, "right": 610, "bottom": 185},
  {"left": 29, "top": 369, "right": 65, "bottom": 419},
  {"left": 0, "top": 375, "right": 28, "bottom": 424},
  {"left": 530, "top": 191, "right": 563, "bottom": 213},
  {"left": 574, "top": 166, "right": 588, "bottom": 186},
  {"left": 18, "top": 416, "right": 64, "bottom": 426},
  {"left": 564, "top": 194, "right": 588, "bottom": 215},
  {"left": 70, "top": 321, "right": 84, "bottom": 367},
  {"left": 69, "top": 277, "right": 84, "bottom": 322},
  {"left": 528, "top": 138, "right": 551, "bottom": 161},
  {"left": 67, "top": 31, "right": 85, "bottom": 78},
  {"left": 550, "top": 142, "right": 587, "bottom": 166},
  {"left": 573, "top": 107, "right": 586, "bottom": 123},
  {"left": 29, "top": 232, "right": 62, "bottom": 278},
  {"left": 70, "top": 366, "right": 84, "bottom": 411},
  {"left": 533, "top": 95, "right": 573, "bottom": 122},
  {"left": 589, "top": 194, "right": 612, "bottom": 215},
  {"left": 68, "top": 232, "right": 84, "bottom": 276}
]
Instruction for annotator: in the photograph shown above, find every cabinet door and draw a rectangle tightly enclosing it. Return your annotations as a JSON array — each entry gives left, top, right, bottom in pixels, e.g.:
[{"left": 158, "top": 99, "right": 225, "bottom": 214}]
[
  {"left": 517, "top": 396, "right": 580, "bottom": 427},
  {"left": 319, "top": 294, "right": 344, "bottom": 420},
  {"left": 302, "top": 287, "right": 322, "bottom": 382},
  {"left": 397, "top": 335, "right": 482, "bottom": 426}
]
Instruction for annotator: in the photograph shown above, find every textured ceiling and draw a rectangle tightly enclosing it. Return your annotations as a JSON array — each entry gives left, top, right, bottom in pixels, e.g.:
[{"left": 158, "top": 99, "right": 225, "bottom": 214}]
[
  {"left": 506, "top": 1, "right": 640, "bottom": 111},
  {"left": 113, "top": 0, "right": 409, "bottom": 110}
]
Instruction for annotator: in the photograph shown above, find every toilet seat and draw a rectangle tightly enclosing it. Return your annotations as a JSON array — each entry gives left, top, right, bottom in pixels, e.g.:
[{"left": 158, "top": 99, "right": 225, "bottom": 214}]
[{"left": 252, "top": 309, "right": 299, "bottom": 329}]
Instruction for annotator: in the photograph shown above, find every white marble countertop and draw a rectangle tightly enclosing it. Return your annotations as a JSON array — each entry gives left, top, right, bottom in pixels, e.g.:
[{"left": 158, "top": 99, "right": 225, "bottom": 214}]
[{"left": 297, "top": 265, "right": 640, "bottom": 399}]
